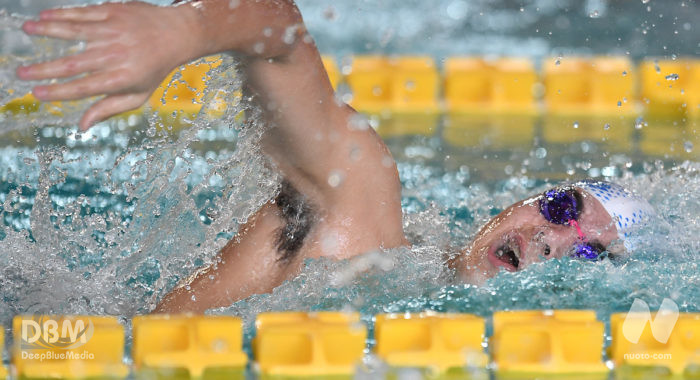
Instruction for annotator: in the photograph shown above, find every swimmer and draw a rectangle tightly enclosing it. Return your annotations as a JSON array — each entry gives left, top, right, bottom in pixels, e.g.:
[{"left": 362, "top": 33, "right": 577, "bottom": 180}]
[
  {"left": 16, "top": 0, "right": 654, "bottom": 313},
  {"left": 454, "top": 180, "right": 655, "bottom": 285}
]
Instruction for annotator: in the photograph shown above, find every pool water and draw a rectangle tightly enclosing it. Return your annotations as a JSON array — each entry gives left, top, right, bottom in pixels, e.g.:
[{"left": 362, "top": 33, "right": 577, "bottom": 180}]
[
  {"left": 0, "top": 1, "right": 698, "bottom": 373},
  {"left": 0, "top": 58, "right": 697, "bottom": 326}
]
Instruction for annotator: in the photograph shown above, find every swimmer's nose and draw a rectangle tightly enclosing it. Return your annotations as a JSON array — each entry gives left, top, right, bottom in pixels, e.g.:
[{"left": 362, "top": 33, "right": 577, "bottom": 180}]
[{"left": 525, "top": 228, "right": 572, "bottom": 262}]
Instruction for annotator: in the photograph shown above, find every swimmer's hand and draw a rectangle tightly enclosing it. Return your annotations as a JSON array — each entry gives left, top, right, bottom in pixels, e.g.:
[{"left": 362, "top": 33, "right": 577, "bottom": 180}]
[{"left": 16, "top": 2, "right": 202, "bottom": 130}]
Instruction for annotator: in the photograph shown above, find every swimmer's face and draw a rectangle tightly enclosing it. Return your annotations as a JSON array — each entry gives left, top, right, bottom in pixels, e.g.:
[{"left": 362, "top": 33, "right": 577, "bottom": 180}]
[{"left": 455, "top": 187, "right": 619, "bottom": 284}]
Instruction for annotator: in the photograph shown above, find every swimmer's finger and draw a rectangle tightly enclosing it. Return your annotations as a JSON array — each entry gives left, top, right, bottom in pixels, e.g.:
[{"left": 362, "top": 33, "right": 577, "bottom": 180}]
[
  {"left": 80, "top": 93, "right": 149, "bottom": 131},
  {"left": 39, "top": 6, "right": 111, "bottom": 22},
  {"left": 16, "top": 49, "right": 116, "bottom": 81},
  {"left": 32, "top": 70, "right": 130, "bottom": 101},
  {"left": 22, "top": 20, "right": 96, "bottom": 41}
]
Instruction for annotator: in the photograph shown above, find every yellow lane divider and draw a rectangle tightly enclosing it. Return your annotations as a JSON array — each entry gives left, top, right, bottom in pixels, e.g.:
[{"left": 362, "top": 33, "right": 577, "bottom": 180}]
[
  {"left": 343, "top": 56, "right": 440, "bottom": 137},
  {"left": 12, "top": 315, "right": 128, "bottom": 379},
  {"left": 2, "top": 56, "right": 699, "bottom": 116},
  {"left": 543, "top": 56, "right": 636, "bottom": 115},
  {"left": 0, "top": 329, "right": 7, "bottom": 380},
  {"left": 253, "top": 311, "right": 366, "bottom": 377},
  {"left": 3, "top": 310, "right": 700, "bottom": 378},
  {"left": 640, "top": 58, "right": 700, "bottom": 119},
  {"left": 345, "top": 55, "right": 440, "bottom": 116},
  {"left": 148, "top": 56, "right": 223, "bottom": 116},
  {"left": 491, "top": 310, "right": 608, "bottom": 376},
  {"left": 609, "top": 312, "right": 700, "bottom": 376},
  {"left": 2, "top": 56, "right": 698, "bottom": 136},
  {"left": 374, "top": 311, "right": 487, "bottom": 374},
  {"left": 322, "top": 56, "right": 341, "bottom": 90},
  {"left": 445, "top": 57, "right": 538, "bottom": 115},
  {"left": 132, "top": 315, "right": 247, "bottom": 379}
]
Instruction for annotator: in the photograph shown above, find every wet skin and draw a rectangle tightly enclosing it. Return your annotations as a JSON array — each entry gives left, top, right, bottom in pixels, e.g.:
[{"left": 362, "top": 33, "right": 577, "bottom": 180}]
[{"left": 456, "top": 187, "right": 620, "bottom": 284}]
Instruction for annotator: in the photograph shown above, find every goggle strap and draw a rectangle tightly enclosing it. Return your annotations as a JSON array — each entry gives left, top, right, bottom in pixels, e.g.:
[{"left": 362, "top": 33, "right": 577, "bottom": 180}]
[{"left": 568, "top": 219, "right": 586, "bottom": 240}]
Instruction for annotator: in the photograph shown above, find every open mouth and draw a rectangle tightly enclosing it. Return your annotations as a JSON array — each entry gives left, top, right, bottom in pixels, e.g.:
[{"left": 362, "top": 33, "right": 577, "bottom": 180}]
[{"left": 488, "top": 235, "right": 523, "bottom": 271}]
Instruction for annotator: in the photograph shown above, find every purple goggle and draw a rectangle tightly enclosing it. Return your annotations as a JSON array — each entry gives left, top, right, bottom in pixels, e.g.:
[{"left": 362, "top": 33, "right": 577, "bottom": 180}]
[{"left": 539, "top": 188, "right": 604, "bottom": 260}]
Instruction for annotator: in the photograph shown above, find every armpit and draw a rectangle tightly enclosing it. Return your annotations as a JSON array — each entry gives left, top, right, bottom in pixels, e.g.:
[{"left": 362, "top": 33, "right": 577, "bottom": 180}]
[{"left": 274, "top": 180, "right": 315, "bottom": 262}]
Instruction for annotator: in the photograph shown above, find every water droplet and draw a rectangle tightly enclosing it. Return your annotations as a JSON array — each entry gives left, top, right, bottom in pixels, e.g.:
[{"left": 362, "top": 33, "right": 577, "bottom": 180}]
[
  {"left": 604, "top": 123, "right": 611, "bottom": 130},
  {"left": 589, "top": 10, "right": 600, "bottom": 18},
  {"left": 283, "top": 25, "right": 298, "bottom": 44},
  {"left": 684, "top": 141, "right": 694, "bottom": 153},
  {"left": 622, "top": 71, "right": 627, "bottom": 76},
  {"left": 573, "top": 121, "right": 579, "bottom": 129},
  {"left": 211, "top": 339, "right": 228, "bottom": 353},
  {"left": 349, "top": 146, "right": 362, "bottom": 161},
  {"left": 617, "top": 101, "right": 622, "bottom": 107},
  {"left": 555, "top": 56, "right": 562, "bottom": 66},
  {"left": 665, "top": 73, "right": 679, "bottom": 81},
  {"left": 535, "top": 147, "right": 547, "bottom": 159},
  {"left": 405, "top": 80, "right": 416, "bottom": 91},
  {"left": 253, "top": 42, "right": 265, "bottom": 54},
  {"left": 641, "top": 0, "right": 650, "bottom": 3},
  {"left": 372, "top": 86, "right": 383, "bottom": 96},
  {"left": 323, "top": 6, "right": 338, "bottom": 21},
  {"left": 347, "top": 113, "right": 369, "bottom": 131},
  {"left": 446, "top": 0, "right": 469, "bottom": 20},
  {"left": 635, "top": 117, "right": 646, "bottom": 130},
  {"left": 654, "top": 61, "right": 661, "bottom": 73},
  {"left": 327, "top": 169, "right": 345, "bottom": 188}
]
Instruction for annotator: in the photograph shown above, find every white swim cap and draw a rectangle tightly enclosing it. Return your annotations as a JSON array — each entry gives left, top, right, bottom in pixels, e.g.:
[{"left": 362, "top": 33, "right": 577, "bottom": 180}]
[{"left": 575, "top": 180, "right": 655, "bottom": 251}]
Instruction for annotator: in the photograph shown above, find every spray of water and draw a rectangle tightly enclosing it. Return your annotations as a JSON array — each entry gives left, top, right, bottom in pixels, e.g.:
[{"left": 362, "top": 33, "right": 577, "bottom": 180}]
[
  {"left": 0, "top": 18, "right": 282, "bottom": 325},
  {"left": 0, "top": 11, "right": 697, "bottom": 342}
]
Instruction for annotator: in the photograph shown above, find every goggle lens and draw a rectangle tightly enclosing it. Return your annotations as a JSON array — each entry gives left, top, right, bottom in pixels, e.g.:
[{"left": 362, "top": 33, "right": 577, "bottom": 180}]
[
  {"left": 539, "top": 188, "right": 579, "bottom": 225},
  {"left": 572, "top": 243, "right": 603, "bottom": 260}
]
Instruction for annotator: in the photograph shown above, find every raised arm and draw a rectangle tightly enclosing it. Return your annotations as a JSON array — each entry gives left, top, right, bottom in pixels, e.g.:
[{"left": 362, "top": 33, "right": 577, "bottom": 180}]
[
  {"left": 19, "top": 1, "right": 402, "bottom": 213},
  {"left": 20, "top": 0, "right": 408, "bottom": 312}
]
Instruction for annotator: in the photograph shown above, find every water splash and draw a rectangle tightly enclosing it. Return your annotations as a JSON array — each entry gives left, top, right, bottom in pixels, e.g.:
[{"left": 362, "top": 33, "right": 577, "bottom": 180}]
[
  {"left": 0, "top": 43, "right": 282, "bottom": 325},
  {"left": 211, "top": 162, "right": 700, "bottom": 335}
]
